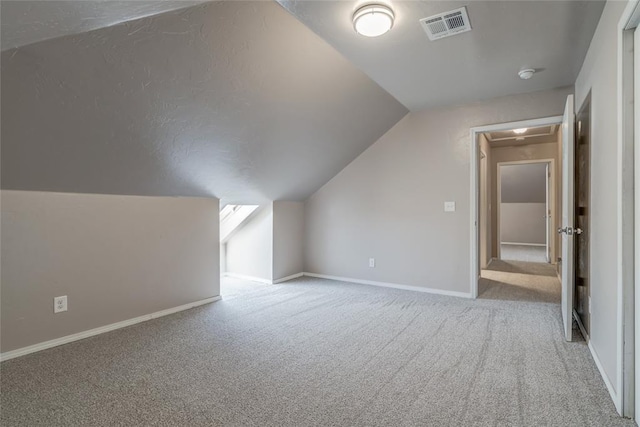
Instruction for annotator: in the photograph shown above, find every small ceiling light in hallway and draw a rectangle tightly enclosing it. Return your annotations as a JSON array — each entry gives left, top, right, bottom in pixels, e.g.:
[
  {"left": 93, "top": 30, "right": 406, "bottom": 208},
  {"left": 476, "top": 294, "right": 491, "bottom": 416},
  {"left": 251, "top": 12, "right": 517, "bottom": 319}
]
[
  {"left": 352, "top": 4, "right": 395, "bottom": 37},
  {"left": 513, "top": 128, "right": 528, "bottom": 134}
]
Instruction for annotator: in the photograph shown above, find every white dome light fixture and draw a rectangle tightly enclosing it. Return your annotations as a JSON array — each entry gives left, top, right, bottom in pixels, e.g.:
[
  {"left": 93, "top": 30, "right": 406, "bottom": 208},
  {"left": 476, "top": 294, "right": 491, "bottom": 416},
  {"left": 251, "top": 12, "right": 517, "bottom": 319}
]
[
  {"left": 353, "top": 4, "right": 395, "bottom": 37},
  {"left": 513, "top": 128, "right": 528, "bottom": 134},
  {"left": 518, "top": 68, "right": 535, "bottom": 80}
]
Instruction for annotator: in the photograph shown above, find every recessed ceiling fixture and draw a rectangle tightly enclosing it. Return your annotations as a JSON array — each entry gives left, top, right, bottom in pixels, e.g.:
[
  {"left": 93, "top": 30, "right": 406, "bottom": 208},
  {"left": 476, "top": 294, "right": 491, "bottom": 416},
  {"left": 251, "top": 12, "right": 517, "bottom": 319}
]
[
  {"left": 513, "top": 128, "right": 528, "bottom": 134},
  {"left": 352, "top": 4, "right": 395, "bottom": 37},
  {"left": 518, "top": 69, "right": 535, "bottom": 80}
]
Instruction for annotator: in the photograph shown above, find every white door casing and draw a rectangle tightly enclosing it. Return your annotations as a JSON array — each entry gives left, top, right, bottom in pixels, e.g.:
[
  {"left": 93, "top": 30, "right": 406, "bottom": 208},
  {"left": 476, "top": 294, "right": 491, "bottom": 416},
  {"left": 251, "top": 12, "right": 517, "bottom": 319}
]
[{"left": 633, "top": 21, "right": 639, "bottom": 422}]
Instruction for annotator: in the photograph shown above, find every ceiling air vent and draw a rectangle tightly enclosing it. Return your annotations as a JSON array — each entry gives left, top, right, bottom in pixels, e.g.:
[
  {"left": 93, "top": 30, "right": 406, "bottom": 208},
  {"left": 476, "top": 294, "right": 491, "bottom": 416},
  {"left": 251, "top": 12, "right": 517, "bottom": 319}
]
[{"left": 419, "top": 7, "right": 471, "bottom": 41}]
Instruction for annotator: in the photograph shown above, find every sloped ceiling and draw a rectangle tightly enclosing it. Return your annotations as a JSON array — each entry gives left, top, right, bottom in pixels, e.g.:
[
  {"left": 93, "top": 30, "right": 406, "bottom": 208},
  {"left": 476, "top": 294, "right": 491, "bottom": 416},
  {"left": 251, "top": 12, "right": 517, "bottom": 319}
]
[
  {"left": 278, "top": 0, "right": 605, "bottom": 111},
  {"left": 0, "top": 0, "right": 209, "bottom": 51},
  {"left": 1, "top": 1, "right": 408, "bottom": 203}
]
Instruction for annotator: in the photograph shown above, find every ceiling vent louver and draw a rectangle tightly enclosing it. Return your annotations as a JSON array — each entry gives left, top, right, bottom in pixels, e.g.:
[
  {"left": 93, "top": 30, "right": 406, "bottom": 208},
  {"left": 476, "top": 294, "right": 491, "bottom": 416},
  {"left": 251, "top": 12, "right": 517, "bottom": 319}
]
[{"left": 419, "top": 7, "right": 471, "bottom": 41}]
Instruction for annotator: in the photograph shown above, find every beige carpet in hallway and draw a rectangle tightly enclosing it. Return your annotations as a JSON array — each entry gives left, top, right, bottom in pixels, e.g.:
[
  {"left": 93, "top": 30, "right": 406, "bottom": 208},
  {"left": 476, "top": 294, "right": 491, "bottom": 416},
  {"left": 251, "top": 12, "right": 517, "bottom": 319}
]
[{"left": 1, "top": 263, "right": 630, "bottom": 426}]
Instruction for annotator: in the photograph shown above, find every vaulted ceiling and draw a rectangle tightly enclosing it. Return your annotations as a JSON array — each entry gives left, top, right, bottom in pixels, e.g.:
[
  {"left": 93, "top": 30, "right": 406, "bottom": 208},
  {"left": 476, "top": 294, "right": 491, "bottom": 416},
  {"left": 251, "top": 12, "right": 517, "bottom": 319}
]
[
  {"left": 0, "top": 1, "right": 209, "bottom": 50},
  {"left": 1, "top": 1, "right": 407, "bottom": 203},
  {"left": 0, "top": 1, "right": 604, "bottom": 203}
]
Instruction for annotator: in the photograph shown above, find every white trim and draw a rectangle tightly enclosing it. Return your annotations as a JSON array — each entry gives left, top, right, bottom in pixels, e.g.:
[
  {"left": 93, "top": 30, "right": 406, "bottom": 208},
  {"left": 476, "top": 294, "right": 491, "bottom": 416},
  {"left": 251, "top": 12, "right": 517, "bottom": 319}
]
[
  {"left": 500, "top": 242, "right": 546, "bottom": 247},
  {"left": 470, "top": 116, "right": 563, "bottom": 299},
  {"left": 618, "top": 0, "right": 640, "bottom": 418},
  {"left": 273, "top": 272, "right": 304, "bottom": 284},
  {"left": 589, "top": 340, "right": 621, "bottom": 413},
  {"left": 223, "top": 272, "right": 273, "bottom": 285},
  {"left": 303, "top": 272, "right": 472, "bottom": 299},
  {"left": 0, "top": 296, "right": 222, "bottom": 362}
]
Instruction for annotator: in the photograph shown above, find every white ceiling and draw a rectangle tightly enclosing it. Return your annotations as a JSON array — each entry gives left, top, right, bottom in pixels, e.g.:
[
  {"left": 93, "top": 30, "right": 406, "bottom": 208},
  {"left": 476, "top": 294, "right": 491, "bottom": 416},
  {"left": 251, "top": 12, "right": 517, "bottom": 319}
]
[
  {"left": 0, "top": 0, "right": 208, "bottom": 51},
  {"left": 277, "top": 0, "right": 605, "bottom": 111},
  {"left": 486, "top": 125, "right": 559, "bottom": 148},
  {"left": 1, "top": 1, "right": 408, "bottom": 204}
]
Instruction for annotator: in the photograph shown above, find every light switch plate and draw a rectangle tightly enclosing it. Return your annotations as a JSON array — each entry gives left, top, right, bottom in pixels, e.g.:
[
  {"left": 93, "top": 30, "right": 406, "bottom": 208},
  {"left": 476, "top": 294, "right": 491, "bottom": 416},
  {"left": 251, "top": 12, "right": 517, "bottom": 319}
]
[{"left": 444, "top": 201, "right": 456, "bottom": 212}]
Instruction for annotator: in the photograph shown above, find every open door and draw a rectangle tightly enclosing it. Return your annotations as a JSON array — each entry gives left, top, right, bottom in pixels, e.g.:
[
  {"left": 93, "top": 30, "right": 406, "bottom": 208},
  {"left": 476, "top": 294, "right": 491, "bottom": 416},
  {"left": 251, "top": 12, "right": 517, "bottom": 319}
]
[{"left": 559, "top": 95, "right": 575, "bottom": 342}]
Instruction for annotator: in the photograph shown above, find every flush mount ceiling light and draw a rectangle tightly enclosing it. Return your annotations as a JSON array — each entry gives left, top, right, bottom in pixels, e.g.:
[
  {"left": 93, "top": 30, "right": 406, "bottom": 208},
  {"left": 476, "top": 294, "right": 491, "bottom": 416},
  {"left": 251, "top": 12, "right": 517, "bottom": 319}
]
[
  {"left": 513, "top": 128, "right": 528, "bottom": 134},
  {"left": 518, "top": 68, "right": 535, "bottom": 80},
  {"left": 352, "top": 4, "right": 395, "bottom": 37}
]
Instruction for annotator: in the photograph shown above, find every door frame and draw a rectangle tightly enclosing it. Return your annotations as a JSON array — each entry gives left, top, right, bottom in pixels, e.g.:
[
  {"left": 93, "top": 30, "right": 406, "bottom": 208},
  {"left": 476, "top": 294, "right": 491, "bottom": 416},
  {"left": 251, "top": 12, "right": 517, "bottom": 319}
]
[
  {"left": 496, "top": 159, "right": 555, "bottom": 262},
  {"left": 469, "top": 115, "right": 563, "bottom": 299},
  {"left": 619, "top": 0, "right": 639, "bottom": 419}
]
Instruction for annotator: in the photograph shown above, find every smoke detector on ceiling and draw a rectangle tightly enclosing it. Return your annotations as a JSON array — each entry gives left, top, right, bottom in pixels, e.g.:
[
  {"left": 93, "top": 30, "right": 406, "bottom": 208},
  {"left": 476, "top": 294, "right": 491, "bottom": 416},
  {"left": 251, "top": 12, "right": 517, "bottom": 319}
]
[
  {"left": 419, "top": 7, "right": 471, "bottom": 41},
  {"left": 518, "top": 69, "right": 536, "bottom": 80}
]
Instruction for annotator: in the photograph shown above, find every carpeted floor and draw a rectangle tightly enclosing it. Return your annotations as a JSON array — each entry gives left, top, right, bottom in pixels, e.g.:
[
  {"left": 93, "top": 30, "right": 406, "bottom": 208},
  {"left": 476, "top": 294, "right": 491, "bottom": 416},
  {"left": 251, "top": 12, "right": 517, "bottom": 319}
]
[
  {"left": 1, "top": 263, "right": 632, "bottom": 426},
  {"left": 500, "top": 243, "right": 548, "bottom": 263}
]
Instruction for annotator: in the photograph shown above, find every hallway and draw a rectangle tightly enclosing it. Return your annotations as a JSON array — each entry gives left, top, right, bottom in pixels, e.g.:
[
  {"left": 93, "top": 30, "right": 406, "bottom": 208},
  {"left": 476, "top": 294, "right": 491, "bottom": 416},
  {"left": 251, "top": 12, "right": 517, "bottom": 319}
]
[{"left": 480, "top": 259, "right": 560, "bottom": 303}]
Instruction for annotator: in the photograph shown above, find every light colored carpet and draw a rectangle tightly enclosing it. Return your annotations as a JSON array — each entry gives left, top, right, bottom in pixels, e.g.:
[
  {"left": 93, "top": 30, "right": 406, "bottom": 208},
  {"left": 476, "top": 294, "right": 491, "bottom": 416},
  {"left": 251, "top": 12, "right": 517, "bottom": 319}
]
[
  {"left": 220, "top": 275, "right": 269, "bottom": 298},
  {"left": 501, "top": 243, "right": 548, "bottom": 263},
  {"left": 1, "top": 264, "right": 632, "bottom": 426}
]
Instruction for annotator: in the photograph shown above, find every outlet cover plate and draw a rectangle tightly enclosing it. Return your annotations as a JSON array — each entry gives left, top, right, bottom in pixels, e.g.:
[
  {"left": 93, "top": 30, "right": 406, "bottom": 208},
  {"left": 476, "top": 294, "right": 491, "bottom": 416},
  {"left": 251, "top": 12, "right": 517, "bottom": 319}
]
[{"left": 54, "top": 296, "right": 68, "bottom": 313}]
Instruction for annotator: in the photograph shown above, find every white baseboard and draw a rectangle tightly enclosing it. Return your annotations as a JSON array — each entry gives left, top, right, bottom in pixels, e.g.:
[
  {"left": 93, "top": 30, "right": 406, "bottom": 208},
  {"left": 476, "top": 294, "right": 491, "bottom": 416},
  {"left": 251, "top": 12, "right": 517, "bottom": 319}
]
[
  {"left": 303, "top": 272, "right": 472, "bottom": 299},
  {"left": 501, "top": 242, "right": 546, "bottom": 247},
  {"left": 0, "top": 296, "right": 221, "bottom": 363},
  {"left": 588, "top": 341, "right": 621, "bottom": 414},
  {"left": 273, "top": 272, "right": 304, "bottom": 284},
  {"left": 223, "top": 272, "right": 273, "bottom": 285}
]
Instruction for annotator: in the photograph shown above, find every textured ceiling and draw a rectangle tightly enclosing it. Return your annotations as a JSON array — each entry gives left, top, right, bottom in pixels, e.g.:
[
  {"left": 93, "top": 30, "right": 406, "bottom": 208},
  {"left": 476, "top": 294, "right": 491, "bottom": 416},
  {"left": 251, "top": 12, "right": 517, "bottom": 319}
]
[
  {"left": 1, "top": 1, "right": 408, "bottom": 203},
  {"left": 486, "top": 125, "right": 559, "bottom": 148},
  {"left": 0, "top": 0, "right": 209, "bottom": 51},
  {"left": 277, "top": 0, "right": 605, "bottom": 111}
]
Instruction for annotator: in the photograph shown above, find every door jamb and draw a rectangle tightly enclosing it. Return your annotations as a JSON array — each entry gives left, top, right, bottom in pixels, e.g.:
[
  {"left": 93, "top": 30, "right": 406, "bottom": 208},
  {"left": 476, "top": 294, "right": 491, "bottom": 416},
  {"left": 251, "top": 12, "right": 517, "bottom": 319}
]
[
  {"left": 619, "top": 0, "right": 639, "bottom": 418},
  {"left": 469, "top": 115, "right": 563, "bottom": 299}
]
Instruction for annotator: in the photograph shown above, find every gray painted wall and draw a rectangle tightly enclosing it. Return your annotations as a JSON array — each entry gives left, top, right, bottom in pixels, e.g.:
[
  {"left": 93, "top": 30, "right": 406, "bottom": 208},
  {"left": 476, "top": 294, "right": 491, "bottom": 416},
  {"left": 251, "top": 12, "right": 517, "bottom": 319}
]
[
  {"left": 225, "top": 201, "right": 304, "bottom": 282},
  {"left": 573, "top": 0, "right": 627, "bottom": 398},
  {"left": 501, "top": 163, "right": 547, "bottom": 203},
  {"left": 226, "top": 204, "right": 274, "bottom": 282},
  {"left": 273, "top": 201, "right": 304, "bottom": 281},
  {"left": 500, "top": 203, "right": 547, "bottom": 245},
  {"left": 304, "top": 86, "right": 572, "bottom": 294},
  {"left": 1, "top": 190, "right": 220, "bottom": 353}
]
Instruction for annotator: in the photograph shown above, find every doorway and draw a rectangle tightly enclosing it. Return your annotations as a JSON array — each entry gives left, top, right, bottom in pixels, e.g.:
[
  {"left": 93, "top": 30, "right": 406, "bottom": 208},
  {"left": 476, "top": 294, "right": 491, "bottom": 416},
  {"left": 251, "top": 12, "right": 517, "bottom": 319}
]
[
  {"left": 497, "top": 161, "right": 553, "bottom": 264},
  {"left": 471, "top": 116, "right": 563, "bottom": 299}
]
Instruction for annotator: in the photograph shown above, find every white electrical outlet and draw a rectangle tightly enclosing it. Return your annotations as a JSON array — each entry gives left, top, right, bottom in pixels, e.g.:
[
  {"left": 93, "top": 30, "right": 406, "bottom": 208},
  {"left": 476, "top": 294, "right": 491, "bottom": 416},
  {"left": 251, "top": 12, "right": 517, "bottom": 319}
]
[
  {"left": 54, "top": 296, "right": 68, "bottom": 313},
  {"left": 369, "top": 258, "right": 375, "bottom": 268}
]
